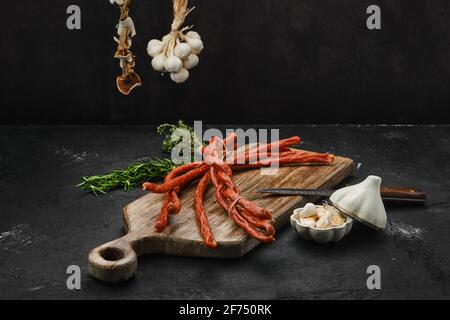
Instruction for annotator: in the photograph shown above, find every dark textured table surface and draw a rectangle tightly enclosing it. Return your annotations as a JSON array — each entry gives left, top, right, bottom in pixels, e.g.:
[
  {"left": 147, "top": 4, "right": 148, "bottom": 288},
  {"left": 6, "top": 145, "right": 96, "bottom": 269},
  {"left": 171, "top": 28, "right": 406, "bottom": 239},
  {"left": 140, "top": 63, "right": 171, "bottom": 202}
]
[{"left": 0, "top": 125, "right": 449, "bottom": 300}]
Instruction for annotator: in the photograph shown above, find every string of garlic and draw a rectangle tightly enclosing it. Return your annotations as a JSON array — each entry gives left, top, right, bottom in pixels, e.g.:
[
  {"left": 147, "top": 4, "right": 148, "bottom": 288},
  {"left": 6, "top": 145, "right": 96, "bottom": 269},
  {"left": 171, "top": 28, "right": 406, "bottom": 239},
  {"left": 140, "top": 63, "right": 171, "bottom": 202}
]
[{"left": 147, "top": 0, "right": 204, "bottom": 84}]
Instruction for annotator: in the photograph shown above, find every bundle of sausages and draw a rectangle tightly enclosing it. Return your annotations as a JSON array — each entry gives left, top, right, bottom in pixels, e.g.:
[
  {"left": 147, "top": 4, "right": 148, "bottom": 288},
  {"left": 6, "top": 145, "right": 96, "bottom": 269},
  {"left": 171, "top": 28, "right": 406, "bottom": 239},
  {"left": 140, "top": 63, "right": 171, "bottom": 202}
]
[{"left": 143, "top": 134, "right": 334, "bottom": 248}]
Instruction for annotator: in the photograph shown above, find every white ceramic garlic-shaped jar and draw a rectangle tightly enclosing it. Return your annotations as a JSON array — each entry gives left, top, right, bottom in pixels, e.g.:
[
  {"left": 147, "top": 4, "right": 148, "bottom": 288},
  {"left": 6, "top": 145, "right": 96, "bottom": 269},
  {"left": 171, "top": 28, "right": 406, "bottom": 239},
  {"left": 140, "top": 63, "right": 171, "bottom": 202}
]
[{"left": 330, "top": 175, "right": 387, "bottom": 230}]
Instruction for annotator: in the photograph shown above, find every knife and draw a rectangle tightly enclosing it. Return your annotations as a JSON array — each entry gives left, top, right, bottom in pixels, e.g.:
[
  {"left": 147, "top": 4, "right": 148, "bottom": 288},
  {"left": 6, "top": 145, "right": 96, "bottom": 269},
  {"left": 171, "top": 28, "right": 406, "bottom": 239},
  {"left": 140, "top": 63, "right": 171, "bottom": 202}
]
[{"left": 257, "top": 186, "right": 427, "bottom": 205}]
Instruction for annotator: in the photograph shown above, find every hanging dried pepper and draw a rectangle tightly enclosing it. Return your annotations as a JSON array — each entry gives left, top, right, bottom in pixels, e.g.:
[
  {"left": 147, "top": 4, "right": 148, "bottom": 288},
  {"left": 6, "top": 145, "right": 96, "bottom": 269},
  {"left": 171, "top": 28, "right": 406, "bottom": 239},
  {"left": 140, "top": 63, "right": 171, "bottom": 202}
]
[{"left": 110, "top": 0, "right": 142, "bottom": 95}]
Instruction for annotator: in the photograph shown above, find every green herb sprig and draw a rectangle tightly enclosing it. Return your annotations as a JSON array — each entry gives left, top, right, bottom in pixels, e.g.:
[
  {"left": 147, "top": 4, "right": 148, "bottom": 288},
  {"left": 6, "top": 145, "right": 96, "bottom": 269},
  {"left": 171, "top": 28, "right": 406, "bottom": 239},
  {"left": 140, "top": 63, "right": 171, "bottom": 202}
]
[
  {"left": 77, "top": 158, "right": 175, "bottom": 195},
  {"left": 77, "top": 121, "right": 202, "bottom": 195},
  {"left": 157, "top": 120, "right": 203, "bottom": 156}
]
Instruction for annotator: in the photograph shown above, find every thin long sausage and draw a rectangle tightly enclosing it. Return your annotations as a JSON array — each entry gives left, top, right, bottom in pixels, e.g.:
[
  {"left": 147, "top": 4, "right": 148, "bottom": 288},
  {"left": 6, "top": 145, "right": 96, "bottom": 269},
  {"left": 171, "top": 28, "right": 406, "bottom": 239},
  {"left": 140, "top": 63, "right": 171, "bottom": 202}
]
[
  {"left": 222, "top": 188, "right": 272, "bottom": 220},
  {"left": 213, "top": 175, "right": 274, "bottom": 242},
  {"left": 239, "top": 210, "right": 275, "bottom": 236},
  {"left": 194, "top": 172, "right": 217, "bottom": 248},
  {"left": 143, "top": 165, "right": 209, "bottom": 193},
  {"left": 155, "top": 162, "right": 206, "bottom": 231},
  {"left": 228, "top": 206, "right": 275, "bottom": 243},
  {"left": 230, "top": 153, "right": 334, "bottom": 171},
  {"left": 154, "top": 196, "right": 171, "bottom": 233}
]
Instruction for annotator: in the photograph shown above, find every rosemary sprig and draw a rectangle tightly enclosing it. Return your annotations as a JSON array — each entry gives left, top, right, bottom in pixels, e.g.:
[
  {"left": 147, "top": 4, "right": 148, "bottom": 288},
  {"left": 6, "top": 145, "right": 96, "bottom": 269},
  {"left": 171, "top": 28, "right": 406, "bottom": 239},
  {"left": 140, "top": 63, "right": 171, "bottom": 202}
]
[
  {"left": 78, "top": 121, "right": 202, "bottom": 195},
  {"left": 77, "top": 158, "right": 176, "bottom": 195}
]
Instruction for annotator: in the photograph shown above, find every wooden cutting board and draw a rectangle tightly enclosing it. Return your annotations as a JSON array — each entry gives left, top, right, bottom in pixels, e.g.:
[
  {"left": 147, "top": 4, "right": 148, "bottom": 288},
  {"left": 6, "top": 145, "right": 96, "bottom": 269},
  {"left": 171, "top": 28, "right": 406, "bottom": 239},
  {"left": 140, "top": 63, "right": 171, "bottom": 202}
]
[{"left": 88, "top": 154, "right": 354, "bottom": 282}]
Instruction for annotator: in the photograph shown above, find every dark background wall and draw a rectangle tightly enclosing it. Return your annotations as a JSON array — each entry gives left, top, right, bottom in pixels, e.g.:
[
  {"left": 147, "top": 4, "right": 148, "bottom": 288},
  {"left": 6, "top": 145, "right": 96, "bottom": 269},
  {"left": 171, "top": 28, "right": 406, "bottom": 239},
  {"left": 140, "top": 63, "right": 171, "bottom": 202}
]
[{"left": 1, "top": 0, "right": 450, "bottom": 124}]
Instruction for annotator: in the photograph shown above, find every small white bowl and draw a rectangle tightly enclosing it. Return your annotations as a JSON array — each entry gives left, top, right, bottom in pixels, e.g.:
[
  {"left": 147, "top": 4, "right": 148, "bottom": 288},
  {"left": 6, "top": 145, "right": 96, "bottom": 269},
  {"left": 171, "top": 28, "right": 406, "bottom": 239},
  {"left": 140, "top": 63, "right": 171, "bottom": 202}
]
[{"left": 290, "top": 206, "right": 353, "bottom": 244}]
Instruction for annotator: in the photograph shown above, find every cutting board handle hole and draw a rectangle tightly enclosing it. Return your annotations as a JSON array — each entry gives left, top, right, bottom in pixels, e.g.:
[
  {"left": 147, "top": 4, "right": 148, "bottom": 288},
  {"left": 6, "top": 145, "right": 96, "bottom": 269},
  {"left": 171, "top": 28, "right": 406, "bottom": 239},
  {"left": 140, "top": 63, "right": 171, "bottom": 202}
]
[
  {"left": 88, "top": 236, "right": 138, "bottom": 283},
  {"left": 100, "top": 247, "right": 125, "bottom": 262}
]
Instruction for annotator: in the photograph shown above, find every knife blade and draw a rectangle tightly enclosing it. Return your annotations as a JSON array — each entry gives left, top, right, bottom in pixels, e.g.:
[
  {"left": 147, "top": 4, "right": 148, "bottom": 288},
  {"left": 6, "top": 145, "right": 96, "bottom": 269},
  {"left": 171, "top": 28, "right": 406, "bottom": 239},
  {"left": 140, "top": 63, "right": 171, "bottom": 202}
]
[
  {"left": 258, "top": 188, "right": 334, "bottom": 197},
  {"left": 257, "top": 187, "right": 427, "bottom": 205}
]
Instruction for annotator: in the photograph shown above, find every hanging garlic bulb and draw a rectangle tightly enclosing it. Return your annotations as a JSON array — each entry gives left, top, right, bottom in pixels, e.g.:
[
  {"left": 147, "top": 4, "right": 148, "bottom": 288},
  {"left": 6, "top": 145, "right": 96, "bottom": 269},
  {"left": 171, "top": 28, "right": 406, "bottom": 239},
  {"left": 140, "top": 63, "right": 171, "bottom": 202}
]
[
  {"left": 151, "top": 54, "right": 166, "bottom": 72},
  {"left": 185, "top": 31, "right": 201, "bottom": 39},
  {"left": 171, "top": 68, "right": 190, "bottom": 83},
  {"left": 185, "top": 37, "right": 204, "bottom": 55},
  {"left": 146, "top": 0, "right": 203, "bottom": 83},
  {"left": 174, "top": 42, "right": 191, "bottom": 59},
  {"left": 183, "top": 54, "right": 199, "bottom": 69},
  {"left": 147, "top": 39, "right": 164, "bottom": 58},
  {"left": 164, "top": 55, "right": 183, "bottom": 73}
]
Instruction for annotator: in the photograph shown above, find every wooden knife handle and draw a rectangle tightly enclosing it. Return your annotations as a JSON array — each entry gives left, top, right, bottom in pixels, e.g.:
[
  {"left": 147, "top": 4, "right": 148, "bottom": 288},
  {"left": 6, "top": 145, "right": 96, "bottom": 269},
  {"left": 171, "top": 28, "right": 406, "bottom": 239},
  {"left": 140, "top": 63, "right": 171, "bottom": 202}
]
[{"left": 380, "top": 187, "right": 427, "bottom": 205}]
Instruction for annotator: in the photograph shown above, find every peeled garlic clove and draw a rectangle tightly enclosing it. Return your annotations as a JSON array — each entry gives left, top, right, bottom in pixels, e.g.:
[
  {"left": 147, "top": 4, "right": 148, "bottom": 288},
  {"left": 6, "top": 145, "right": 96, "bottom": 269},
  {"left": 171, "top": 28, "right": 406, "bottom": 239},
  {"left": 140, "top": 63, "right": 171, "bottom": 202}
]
[
  {"left": 300, "top": 217, "right": 316, "bottom": 228},
  {"left": 185, "top": 31, "right": 201, "bottom": 40},
  {"left": 151, "top": 54, "right": 166, "bottom": 72},
  {"left": 171, "top": 68, "right": 189, "bottom": 83},
  {"left": 164, "top": 55, "right": 183, "bottom": 73},
  {"left": 147, "top": 39, "right": 164, "bottom": 58},
  {"left": 174, "top": 42, "right": 191, "bottom": 59},
  {"left": 331, "top": 214, "right": 345, "bottom": 227},
  {"left": 183, "top": 54, "right": 199, "bottom": 69},
  {"left": 316, "top": 213, "right": 331, "bottom": 229},
  {"left": 185, "top": 37, "right": 204, "bottom": 54},
  {"left": 299, "top": 203, "right": 317, "bottom": 218},
  {"left": 316, "top": 207, "right": 327, "bottom": 218}
]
